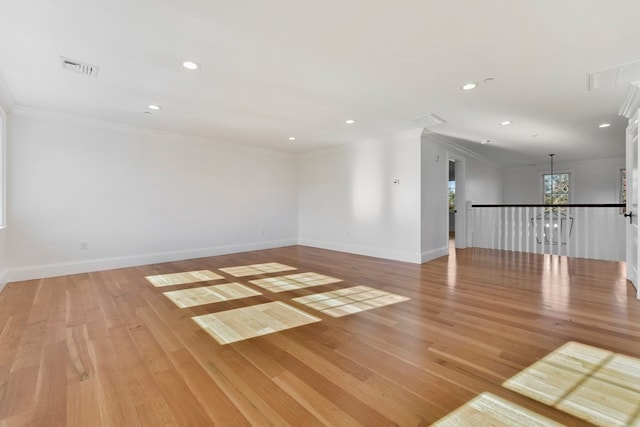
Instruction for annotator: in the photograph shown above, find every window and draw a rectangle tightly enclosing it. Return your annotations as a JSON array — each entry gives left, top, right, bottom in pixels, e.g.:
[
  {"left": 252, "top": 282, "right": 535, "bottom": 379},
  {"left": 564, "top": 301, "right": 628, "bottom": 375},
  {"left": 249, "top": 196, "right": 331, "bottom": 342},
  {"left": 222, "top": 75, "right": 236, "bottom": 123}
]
[
  {"left": 542, "top": 172, "right": 570, "bottom": 214},
  {"left": 542, "top": 172, "right": 570, "bottom": 205},
  {"left": 448, "top": 180, "right": 455, "bottom": 212}
]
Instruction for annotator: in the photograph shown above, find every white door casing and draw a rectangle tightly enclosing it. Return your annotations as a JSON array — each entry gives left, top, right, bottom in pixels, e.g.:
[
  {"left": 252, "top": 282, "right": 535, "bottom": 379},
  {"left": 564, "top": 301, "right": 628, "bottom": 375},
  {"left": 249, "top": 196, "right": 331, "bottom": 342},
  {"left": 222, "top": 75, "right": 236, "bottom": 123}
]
[
  {"left": 454, "top": 159, "right": 466, "bottom": 249},
  {"left": 625, "top": 109, "right": 639, "bottom": 296}
]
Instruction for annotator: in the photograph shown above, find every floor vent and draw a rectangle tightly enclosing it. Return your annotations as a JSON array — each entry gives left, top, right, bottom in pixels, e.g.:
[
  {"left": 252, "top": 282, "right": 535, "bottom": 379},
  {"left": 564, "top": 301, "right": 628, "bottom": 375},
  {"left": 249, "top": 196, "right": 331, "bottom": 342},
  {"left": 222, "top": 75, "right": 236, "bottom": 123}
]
[{"left": 60, "top": 56, "right": 99, "bottom": 77}]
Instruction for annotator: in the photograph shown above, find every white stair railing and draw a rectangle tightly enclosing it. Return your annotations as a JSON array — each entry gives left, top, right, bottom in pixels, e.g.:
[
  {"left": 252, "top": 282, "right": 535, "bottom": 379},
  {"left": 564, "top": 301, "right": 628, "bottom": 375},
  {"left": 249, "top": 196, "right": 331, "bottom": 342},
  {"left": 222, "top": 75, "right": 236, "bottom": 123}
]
[{"left": 467, "top": 202, "right": 626, "bottom": 261}]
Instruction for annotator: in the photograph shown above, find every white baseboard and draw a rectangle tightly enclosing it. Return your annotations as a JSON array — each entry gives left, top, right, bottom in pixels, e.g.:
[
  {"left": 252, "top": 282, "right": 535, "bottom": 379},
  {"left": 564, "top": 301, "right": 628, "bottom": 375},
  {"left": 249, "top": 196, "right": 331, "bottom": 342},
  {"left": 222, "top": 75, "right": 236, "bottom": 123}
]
[
  {"left": 421, "top": 246, "right": 449, "bottom": 263},
  {"left": 2, "top": 239, "right": 297, "bottom": 284},
  {"left": 0, "top": 269, "right": 8, "bottom": 292},
  {"left": 299, "top": 238, "right": 422, "bottom": 264}
]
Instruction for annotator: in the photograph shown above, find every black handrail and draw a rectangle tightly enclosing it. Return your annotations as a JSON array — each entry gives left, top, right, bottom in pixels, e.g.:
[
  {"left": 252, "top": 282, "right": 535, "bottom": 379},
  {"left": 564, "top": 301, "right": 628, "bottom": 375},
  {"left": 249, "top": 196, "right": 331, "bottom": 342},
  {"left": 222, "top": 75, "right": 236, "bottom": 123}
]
[{"left": 471, "top": 203, "right": 625, "bottom": 208}]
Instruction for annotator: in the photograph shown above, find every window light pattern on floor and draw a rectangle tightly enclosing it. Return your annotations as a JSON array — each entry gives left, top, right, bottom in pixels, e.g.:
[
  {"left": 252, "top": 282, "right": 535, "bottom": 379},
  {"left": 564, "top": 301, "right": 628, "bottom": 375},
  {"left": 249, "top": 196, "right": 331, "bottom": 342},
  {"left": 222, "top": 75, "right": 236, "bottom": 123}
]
[
  {"left": 218, "top": 262, "right": 296, "bottom": 277},
  {"left": 249, "top": 272, "right": 341, "bottom": 293},
  {"left": 503, "top": 341, "right": 640, "bottom": 427},
  {"left": 163, "top": 283, "right": 262, "bottom": 308},
  {"left": 292, "top": 285, "right": 410, "bottom": 317},
  {"left": 192, "top": 301, "right": 320, "bottom": 345},
  {"left": 432, "top": 392, "right": 563, "bottom": 427},
  {"left": 145, "top": 270, "right": 224, "bottom": 287}
]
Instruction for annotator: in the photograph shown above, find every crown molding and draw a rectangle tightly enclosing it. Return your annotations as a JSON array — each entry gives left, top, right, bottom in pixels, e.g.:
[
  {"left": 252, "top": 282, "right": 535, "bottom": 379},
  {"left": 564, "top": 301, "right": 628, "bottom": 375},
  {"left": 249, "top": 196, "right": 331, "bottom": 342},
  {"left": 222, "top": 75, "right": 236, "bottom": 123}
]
[
  {"left": 422, "top": 130, "right": 502, "bottom": 168},
  {"left": 8, "top": 105, "right": 293, "bottom": 157},
  {"left": 618, "top": 81, "right": 640, "bottom": 118},
  {"left": 9, "top": 105, "right": 214, "bottom": 145}
]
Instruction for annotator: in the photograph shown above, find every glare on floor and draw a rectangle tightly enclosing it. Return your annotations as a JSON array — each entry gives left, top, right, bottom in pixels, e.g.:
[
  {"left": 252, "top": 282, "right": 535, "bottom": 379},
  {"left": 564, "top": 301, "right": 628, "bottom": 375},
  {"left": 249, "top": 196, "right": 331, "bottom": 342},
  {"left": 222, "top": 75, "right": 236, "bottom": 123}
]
[
  {"left": 145, "top": 270, "right": 224, "bottom": 287},
  {"left": 504, "top": 341, "right": 640, "bottom": 427},
  {"left": 192, "top": 301, "right": 321, "bottom": 345},
  {"left": 163, "top": 282, "right": 262, "bottom": 308}
]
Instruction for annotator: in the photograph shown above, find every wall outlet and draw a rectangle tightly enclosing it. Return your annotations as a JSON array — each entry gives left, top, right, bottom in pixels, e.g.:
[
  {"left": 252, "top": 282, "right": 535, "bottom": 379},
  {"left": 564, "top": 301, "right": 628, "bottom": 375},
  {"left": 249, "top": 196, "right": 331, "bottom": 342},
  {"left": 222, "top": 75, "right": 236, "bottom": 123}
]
[{"left": 80, "top": 241, "right": 88, "bottom": 250}]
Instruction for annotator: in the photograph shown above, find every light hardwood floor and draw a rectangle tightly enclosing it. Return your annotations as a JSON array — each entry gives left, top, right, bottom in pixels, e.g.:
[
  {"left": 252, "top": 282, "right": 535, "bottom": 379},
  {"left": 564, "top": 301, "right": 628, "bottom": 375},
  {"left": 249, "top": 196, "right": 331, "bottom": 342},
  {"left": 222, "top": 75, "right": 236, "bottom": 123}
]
[{"left": 0, "top": 245, "right": 638, "bottom": 426}]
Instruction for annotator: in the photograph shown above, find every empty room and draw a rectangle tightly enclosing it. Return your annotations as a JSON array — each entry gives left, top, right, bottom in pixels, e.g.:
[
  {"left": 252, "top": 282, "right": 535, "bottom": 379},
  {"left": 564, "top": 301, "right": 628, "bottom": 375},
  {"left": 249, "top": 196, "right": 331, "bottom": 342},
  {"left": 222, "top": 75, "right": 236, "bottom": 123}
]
[{"left": 0, "top": 1, "right": 639, "bottom": 425}]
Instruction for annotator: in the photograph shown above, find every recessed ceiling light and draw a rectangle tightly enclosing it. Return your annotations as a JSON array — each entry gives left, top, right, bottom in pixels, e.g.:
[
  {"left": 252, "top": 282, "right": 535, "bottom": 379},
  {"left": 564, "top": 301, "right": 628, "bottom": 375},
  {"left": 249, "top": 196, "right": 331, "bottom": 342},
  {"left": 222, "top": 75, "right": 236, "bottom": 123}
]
[
  {"left": 483, "top": 77, "right": 495, "bottom": 83},
  {"left": 598, "top": 123, "right": 611, "bottom": 128},
  {"left": 500, "top": 120, "right": 512, "bottom": 126},
  {"left": 345, "top": 119, "right": 355, "bottom": 124},
  {"left": 288, "top": 137, "right": 296, "bottom": 141},
  {"left": 148, "top": 104, "right": 161, "bottom": 110},
  {"left": 462, "top": 82, "right": 478, "bottom": 91},
  {"left": 182, "top": 61, "right": 199, "bottom": 70},
  {"left": 480, "top": 139, "right": 490, "bottom": 145}
]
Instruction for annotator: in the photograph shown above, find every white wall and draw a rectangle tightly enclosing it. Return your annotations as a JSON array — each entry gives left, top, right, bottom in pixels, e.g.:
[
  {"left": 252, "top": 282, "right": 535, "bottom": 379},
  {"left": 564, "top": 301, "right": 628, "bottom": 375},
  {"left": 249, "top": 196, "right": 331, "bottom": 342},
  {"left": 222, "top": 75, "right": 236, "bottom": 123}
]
[
  {"left": 421, "top": 132, "right": 503, "bottom": 259},
  {"left": 466, "top": 157, "right": 503, "bottom": 204},
  {"left": 503, "top": 157, "right": 625, "bottom": 204},
  {"left": 5, "top": 110, "right": 298, "bottom": 281},
  {"left": 0, "top": 107, "right": 7, "bottom": 286},
  {"left": 298, "top": 129, "right": 423, "bottom": 263},
  {"left": 420, "top": 135, "right": 449, "bottom": 260}
]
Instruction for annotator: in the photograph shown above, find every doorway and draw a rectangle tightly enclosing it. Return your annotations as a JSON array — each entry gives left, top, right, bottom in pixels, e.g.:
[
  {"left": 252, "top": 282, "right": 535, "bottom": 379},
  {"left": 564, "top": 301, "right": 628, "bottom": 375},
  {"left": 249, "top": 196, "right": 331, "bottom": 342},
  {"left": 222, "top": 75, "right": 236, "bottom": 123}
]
[
  {"left": 448, "top": 160, "right": 456, "bottom": 251},
  {"left": 446, "top": 154, "right": 466, "bottom": 252}
]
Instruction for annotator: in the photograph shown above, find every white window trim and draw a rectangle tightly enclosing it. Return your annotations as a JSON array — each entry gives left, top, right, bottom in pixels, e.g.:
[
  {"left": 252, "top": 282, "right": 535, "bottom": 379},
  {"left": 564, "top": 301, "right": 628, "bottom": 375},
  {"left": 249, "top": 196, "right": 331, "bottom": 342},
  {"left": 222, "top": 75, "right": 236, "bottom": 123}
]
[{"left": 539, "top": 169, "right": 574, "bottom": 204}]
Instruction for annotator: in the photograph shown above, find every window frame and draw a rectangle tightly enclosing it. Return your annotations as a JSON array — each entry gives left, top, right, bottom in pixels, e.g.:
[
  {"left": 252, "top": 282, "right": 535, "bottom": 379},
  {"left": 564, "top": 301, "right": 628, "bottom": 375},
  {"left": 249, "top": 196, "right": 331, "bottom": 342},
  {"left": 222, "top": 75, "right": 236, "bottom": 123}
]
[{"left": 540, "top": 170, "right": 572, "bottom": 205}]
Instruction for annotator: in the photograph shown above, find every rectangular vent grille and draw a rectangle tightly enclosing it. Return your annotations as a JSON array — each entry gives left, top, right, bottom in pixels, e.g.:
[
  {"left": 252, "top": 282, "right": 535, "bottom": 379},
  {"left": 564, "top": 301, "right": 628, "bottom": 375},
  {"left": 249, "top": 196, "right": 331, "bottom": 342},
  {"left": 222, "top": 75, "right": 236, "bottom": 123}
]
[
  {"left": 411, "top": 113, "right": 447, "bottom": 128},
  {"left": 60, "top": 56, "right": 99, "bottom": 77}
]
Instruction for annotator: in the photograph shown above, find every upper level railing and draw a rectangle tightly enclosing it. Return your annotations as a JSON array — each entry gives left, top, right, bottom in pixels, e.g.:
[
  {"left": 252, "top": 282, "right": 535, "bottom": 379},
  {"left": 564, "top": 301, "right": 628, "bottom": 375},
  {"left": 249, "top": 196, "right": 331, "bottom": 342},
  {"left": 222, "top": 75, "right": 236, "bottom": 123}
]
[{"left": 467, "top": 202, "right": 627, "bottom": 261}]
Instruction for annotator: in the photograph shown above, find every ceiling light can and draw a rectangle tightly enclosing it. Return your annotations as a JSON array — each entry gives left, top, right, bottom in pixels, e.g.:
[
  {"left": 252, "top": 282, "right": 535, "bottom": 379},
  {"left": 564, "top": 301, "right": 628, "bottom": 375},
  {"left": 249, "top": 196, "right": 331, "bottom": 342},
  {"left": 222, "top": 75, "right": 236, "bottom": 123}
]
[
  {"left": 462, "top": 82, "right": 478, "bottom": 91},
  {"left": 182, "top": 61, "right": 199, "bottom": 70},
  {"left": 598, "top": 123, "right": 611, "bottom": 128},
  {"left": 345, "top": 119, "right": 355, "bottom": 124}
]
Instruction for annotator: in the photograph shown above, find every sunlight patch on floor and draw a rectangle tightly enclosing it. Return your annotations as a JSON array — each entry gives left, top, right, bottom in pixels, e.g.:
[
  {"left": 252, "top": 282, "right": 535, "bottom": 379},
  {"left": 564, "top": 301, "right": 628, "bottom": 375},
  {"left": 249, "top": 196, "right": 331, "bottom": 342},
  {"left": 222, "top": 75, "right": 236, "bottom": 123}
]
[
  {"left": 192, "top": 301, "right": 320, "bottom": 345},
  {"left": 249, "top": 272, "right": 341, "bottom": 293},
  {"left": 504, "top": 341, "right": 640, "bottom": 427},
  {"left": 218, "top": 262, "right": 297, "bottom": 277},
  {"left": 432, "top": 392, "right": 563, "bottom": 426},
  {"left": 292, "top": 285, "right": 409, "bottom": 317},
  {"left": 163, "top": 283, "right": 262, "bottom": 308},
  {"left": 145, "top": 270, "right": 224, "bottom": 287}
]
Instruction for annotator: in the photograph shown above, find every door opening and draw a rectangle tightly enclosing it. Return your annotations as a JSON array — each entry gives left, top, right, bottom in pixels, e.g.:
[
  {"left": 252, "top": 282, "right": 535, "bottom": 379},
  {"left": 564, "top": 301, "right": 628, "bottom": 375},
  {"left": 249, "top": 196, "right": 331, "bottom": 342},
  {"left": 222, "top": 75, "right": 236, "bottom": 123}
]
[{"left": 449, "top": 160, "right": 456, "bottom": 252}]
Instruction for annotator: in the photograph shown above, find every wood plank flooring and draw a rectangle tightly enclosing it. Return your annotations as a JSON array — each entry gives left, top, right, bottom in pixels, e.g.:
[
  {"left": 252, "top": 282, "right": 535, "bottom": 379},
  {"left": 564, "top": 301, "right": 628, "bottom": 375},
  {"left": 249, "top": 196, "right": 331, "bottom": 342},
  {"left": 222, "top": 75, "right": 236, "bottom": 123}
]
[{"left": 0, "top": 245, "right": 639, "bottom": 426}]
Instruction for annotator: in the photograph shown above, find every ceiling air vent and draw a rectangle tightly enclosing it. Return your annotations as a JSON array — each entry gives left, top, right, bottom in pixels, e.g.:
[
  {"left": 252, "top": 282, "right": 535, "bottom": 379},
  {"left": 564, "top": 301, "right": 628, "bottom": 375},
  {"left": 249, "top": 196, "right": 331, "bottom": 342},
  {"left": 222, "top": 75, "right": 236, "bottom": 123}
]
[
  {"left": 411, "top": 113, "right": 447, "bottom": 128},
  {"left": 60, "top": 56, "right": 99, "bottom": 77}
]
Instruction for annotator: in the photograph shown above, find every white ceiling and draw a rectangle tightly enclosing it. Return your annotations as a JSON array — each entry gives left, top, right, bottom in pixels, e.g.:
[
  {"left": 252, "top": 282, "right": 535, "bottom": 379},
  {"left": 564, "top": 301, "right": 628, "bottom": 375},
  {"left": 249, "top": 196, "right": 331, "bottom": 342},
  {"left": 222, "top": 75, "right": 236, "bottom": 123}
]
[{"left": 1, "top": 0, "right": 639, "bottom": 166}]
